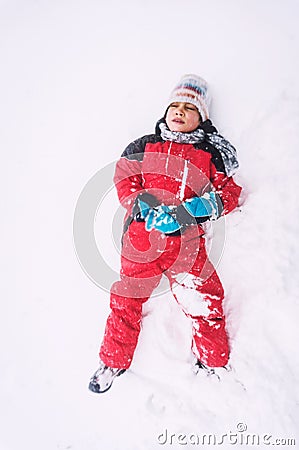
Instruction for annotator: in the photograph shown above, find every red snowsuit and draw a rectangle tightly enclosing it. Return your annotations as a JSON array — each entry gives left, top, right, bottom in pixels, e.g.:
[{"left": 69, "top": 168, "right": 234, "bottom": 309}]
[{"left": 100, "top": 120, "right": 241, "bottom": 369}]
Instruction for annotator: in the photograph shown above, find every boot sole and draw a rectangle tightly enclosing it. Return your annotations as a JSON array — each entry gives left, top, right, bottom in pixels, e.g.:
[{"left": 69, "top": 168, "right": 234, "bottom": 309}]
[{"left": 88, "top": 369, "right": 126, "bottom": 394}]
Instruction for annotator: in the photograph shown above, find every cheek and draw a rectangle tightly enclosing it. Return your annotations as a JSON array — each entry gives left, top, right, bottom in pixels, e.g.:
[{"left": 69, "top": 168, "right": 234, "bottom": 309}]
[
  {"left": 165, "top": 111, "right": 173, "bottom": 128},
  {"left": 190, "top": 114, "right": 200, "bottom": 128}
]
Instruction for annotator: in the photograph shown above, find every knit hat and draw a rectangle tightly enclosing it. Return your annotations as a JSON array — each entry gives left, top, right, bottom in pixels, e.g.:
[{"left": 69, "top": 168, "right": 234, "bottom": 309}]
[{"left": 167, "top": 74, "right": 211, "bottom": 122}]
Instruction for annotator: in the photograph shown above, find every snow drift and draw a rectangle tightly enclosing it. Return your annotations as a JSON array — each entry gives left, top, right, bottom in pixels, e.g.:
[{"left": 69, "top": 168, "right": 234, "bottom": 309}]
[{"left": 1, "top": 0, "right": 299, "bottom": 449}]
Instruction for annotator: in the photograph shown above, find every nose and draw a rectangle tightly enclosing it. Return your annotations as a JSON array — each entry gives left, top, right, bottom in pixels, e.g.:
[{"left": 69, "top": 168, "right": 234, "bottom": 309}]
[{"left": 175, "top": 108, "right": 184, "bottom": 116}]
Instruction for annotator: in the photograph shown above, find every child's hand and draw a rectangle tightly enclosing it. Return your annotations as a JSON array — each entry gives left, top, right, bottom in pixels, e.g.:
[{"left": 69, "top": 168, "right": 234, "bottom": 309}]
[
  {"left": 134, "top": 199, "right": 181, "bottom": 234},
  {"left": 176, "top": 192, "right": 223, "bottom": 224},
  {"left": 146, "top": 205, "right": 181, "bottom": 234},
  {"left": 132, "top": 192, "right": 160, "bottom": 221}
]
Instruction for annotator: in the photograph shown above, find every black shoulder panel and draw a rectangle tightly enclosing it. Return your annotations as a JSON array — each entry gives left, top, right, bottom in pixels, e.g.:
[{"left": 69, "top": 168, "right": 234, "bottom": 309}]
[
  {"left": 121, "top": 134, "right": 163, "bottom": 161},
  {"left": 194, "top": 141, "right": 226, "bottom": 173},
  {"left": 199, "top": 119, "right": 218, "bottom": 134},
  {"left": 194, "top": 120, "right": 224, "bottom": 172}
]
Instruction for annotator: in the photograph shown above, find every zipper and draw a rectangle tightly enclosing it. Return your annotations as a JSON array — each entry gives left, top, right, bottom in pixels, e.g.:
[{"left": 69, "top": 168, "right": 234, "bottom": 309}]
[
  {"left": 179, "top": 158, "right": 189, "bottom": 201},
  {"left": 165, "top": 142, "right": 172, "bottom": 174},
  {"left": 165, "top": 143, "right": 189, "bottom": 202}
]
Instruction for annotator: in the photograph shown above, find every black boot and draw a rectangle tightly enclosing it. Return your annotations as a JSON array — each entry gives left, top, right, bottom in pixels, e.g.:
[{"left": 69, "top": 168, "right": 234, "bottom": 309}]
[
  {"left": 194, "top": 360, "right": 230, "bottom": 379},
  {"left": 89, "top": 361, "right": 126, "bottom": 394}
]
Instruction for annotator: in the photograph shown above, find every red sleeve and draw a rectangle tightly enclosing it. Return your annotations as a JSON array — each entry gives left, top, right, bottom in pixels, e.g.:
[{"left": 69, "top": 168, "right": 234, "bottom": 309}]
[
  {"left": 113, "top": 156, "right": 144, "bottom": 211},
  {"left": 211, "top": 165, "right": 242, "bottom": 215}
]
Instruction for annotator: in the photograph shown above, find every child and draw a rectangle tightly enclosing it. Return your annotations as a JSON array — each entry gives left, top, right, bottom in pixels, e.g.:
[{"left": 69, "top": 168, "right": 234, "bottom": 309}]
[{"left": 89, "top": 74, "right": 242, "bottom": 393}]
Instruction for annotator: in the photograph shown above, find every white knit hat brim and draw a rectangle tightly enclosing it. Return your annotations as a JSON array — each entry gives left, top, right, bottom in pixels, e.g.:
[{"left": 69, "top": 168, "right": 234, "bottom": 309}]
[
  {"left": 168, "top": 94, "right": 209, "bottom": 122},
  {"left": 167, "top": 74, "right": 211, "bottom": 122}
]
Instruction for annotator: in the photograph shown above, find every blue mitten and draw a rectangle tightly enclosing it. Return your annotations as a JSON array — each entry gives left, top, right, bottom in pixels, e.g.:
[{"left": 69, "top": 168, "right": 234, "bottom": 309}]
[
  {"left": 138, "top": 200, "right": 181, "bottom": 234},
  {"left": 137, "top": 199, "right": 152, "bottom": 220},
  {"left": 182, "top": 192, "right": 220, "bottom": 219},
  {"left": 132, "top": 192, "right": 160, "bottom": 220},
  {"left": 151, "top": 205, "right": 181, "bottom": 234}
]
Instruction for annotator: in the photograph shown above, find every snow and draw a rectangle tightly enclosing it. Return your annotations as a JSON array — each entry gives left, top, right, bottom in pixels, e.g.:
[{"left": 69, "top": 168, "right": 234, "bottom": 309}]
[
  {"left": 171, "top": 274, "right": 212, "bottom": 317},
  {"left": 1, "top": 0, "right": 299, "bottom": 449}
]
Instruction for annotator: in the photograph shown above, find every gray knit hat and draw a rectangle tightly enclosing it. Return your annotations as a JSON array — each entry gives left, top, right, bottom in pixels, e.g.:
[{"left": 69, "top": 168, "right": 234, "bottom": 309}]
[{"left": 168, "top": 74, "right": 211, "bottom": 121}]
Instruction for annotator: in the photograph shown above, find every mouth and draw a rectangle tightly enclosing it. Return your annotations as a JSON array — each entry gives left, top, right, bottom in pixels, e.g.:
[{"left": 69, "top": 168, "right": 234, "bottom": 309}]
[{"left": 172, "top": 119, "right": 184, "bottom": 124}]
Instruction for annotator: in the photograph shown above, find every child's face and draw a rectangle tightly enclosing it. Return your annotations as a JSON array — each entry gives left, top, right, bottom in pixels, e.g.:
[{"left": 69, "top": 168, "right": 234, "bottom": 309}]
[{"left": 165, "top": 102, "right": 201, "bottom": 133}]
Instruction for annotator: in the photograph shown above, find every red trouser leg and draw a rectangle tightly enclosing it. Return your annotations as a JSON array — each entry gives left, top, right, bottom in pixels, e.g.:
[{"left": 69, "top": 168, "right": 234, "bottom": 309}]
[
  {"left": 99, "top": 222, "right": 165, "bottom": 369},
  {"left": 167, "top": 237, "right": 230, "bottom": 368},
  {"left": 99, "top": 274, "right": 162, "bottom": 369},
  {"left": 190, "top": 269, "right": 229, "bottom": 368}
]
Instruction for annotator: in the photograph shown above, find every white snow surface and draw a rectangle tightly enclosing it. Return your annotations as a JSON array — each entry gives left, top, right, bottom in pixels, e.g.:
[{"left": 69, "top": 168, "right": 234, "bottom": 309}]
[{"left": 2, "top": 1, "right": 299, "bottom": 449}]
